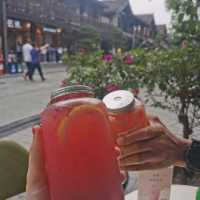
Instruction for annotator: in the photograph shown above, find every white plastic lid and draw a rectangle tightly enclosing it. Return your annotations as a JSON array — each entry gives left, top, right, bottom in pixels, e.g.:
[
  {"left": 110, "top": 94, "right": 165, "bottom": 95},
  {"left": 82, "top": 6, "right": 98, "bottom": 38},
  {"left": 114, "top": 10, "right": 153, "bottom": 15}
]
[{"left": 103, "top": 90, "right": 135, "bottom": 113}]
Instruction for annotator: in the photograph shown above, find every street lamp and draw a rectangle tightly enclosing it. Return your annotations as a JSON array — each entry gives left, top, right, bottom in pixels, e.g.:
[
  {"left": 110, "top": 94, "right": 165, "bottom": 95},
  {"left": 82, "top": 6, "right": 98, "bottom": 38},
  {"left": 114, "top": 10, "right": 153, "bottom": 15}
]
[{"left": 0, "top": 0, "right": 8, "bottom": 72}]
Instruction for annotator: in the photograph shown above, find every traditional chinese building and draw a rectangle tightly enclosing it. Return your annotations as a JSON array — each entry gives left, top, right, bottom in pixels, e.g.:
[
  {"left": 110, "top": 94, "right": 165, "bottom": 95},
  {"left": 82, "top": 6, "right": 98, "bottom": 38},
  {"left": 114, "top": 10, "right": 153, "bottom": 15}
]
[
  {"left": 100, "top": 0, "right": 134, "bottom": 32},
  {"left": 99, "top": 0, "right": 157, "bottom": 48},
  {"left": 134, "top": 14, "right": 156, "bottom": 38},
  {"left": 156, "top": 24, "right": 167, "bottom": 38},
  {"left": 0, "top": 0, "right": 158, "bottom": 56},
  {"left": 131, "top": 14, "right": 157, "bottom": 48},
  {"left": 1, "top": 0, "right": 116, "bottom": 52}
]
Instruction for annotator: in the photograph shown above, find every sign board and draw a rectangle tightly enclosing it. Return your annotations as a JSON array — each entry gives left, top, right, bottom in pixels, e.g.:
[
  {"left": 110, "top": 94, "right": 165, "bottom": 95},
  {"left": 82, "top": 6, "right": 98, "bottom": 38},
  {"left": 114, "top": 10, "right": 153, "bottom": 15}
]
[
  {"left": 43, "top": 27, "right": 57, "bottom": 33},
  {"left": 7, "top": 19, "right": 22, "bottom": 29}
]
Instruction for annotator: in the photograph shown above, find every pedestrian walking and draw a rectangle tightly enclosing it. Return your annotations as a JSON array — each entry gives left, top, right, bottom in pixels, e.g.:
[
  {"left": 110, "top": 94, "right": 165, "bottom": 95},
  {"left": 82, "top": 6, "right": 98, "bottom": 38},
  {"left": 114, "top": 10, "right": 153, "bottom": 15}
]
[
  {"left": 22, "top": 39, "right": 33, "bottom": 81},
  {"left": 30, "top": 44, "right": 47, "bottom": 82}
]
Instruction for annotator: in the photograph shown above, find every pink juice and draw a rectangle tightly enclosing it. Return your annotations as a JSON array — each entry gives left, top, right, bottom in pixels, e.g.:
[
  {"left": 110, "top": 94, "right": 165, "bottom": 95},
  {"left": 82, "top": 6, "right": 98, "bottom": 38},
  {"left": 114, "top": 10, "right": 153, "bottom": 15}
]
[
  {"left": 40, "top": 95, "right": 124, "bottom": 200},
  {"left": 103, "top": 90, "right": 149, "bottom": 143}
]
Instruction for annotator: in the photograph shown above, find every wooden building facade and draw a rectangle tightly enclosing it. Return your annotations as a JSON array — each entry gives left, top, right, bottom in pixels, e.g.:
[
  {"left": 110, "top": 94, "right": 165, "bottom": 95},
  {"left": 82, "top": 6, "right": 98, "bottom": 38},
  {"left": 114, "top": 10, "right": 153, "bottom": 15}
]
[
  {"left": 0, "top": 0, "right": 158, "bottom": 52},
  {"left": 1, "top": 0, "right": 118, "bottom": 51}
]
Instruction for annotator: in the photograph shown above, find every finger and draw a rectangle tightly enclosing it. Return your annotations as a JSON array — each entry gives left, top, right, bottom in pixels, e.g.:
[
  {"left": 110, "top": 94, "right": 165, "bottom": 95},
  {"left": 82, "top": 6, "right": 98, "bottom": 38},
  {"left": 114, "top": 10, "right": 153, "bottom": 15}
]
[
  {"left": 117, "top": 125, "right": 163, "bottom": 146},
  {"left": 120, "top": 141, "right": 152, "bottom": 158},
  {"left": 30, "top": 126, "right": 45, "bottom": 171},
  {"left": 119, "top": 151, "right": 156, "bottom": 166},
  {"left": 148, "top": 115, "right": 166, "bottom": 127},
  {"left": 120, "top": 161, "right": 167, "bottom": 171},
  {"left": 26, "top": 126, "right": 50, "bottom": 200},
  {"left": 114, "top": 146, "right": 121, "bottom": 158},
  {"left": 120, "top": 170, "right": 128, "bottom": 184}
]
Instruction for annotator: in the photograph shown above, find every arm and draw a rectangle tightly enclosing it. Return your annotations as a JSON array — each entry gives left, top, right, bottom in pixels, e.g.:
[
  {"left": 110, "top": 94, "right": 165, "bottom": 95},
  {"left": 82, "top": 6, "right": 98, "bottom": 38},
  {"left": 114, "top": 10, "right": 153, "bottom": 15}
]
[{"left": 40, "top": 44, "right": 49, "bottom": 51}]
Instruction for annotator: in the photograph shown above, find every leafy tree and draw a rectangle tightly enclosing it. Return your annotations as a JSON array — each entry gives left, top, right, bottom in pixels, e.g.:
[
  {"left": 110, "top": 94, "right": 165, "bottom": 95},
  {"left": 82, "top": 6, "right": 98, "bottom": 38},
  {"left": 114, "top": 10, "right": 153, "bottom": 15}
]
[
  {"left": 77, "top": 25, "right": 100, "bottom": 52},
  {"left": 133, "top": 0, "right": 200, "bottom": 184},
  {"left": 124, "top": 1, "right": 200, "bottom": 140},
  {"left": 166, "top": 0, "right": 200, "bottom": 45},
  {"left": 140, "top": 0, "right": 200, "bottom": 139},
  {"left": 134, "top": 0, "right": 200, "bottom": 140},
  {"left": 100, "top": 28, "right": 130, "bottom": 53},
  {"left": 138, "top": 47, "right": 200, "bottom": 139},
  {"left": 110, "top": 28, "right": 129, "bottom": 50}
]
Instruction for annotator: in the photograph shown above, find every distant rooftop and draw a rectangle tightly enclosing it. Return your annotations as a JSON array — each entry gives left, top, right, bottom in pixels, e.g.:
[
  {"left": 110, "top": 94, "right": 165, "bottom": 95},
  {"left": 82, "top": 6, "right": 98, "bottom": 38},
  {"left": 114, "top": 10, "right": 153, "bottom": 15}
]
[
  {"left": 135, "top": 14, "right": 155, "bottom": 26},
  {"left": 100, "top": 0, "right": 129, "bottom": 15}
]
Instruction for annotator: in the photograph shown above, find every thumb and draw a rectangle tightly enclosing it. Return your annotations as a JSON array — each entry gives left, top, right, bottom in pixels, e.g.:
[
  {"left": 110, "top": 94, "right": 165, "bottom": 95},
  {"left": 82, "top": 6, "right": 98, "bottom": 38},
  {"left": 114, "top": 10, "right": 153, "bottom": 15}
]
[
  {"left": 29, "top": 126, "right": 45, "bottom": 174},
  {"left": 26, "top": 125, "right": 50, "bottom": 200}
]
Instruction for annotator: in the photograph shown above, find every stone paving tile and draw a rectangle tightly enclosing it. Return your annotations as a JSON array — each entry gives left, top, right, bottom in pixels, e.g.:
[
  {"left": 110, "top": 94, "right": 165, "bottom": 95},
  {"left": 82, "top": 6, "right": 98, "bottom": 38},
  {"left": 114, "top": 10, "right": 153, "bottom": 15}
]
[
  {"left": 0, "top": 65, "right": 66, "bottom": 126},
  {"left": 0, "top": 65, "right": 66, "bottom": 200}
]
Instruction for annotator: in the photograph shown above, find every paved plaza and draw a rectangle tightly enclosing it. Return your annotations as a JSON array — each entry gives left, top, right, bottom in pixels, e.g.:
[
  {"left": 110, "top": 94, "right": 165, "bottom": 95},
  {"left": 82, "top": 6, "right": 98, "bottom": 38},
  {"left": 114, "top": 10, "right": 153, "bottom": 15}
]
[
  {"left": 0, "top": 64, "right": 66, "bottom": 126},
  {"left": 0, "top": 64, "right": 67, "bottom": 200},
  {"left": 0, "top": 64, "right": 197, "bottom": 199}
]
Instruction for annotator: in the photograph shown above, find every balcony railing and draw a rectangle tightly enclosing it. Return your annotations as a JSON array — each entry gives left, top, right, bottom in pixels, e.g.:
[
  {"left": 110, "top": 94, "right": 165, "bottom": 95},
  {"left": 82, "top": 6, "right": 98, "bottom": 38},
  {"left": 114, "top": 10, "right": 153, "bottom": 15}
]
[{"left": 6, "top": 1, "right": 118, "bottom": 34}]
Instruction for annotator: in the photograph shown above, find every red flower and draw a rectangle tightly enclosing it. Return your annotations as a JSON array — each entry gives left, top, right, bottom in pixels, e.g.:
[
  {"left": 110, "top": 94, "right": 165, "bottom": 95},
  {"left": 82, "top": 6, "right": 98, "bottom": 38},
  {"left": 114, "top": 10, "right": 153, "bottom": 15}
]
[
  {"left": 124, "top": 55, "right": 134, "bottom": 65},
  {"left": 103, "top": 54, "right": 113, "bottom": 62}
]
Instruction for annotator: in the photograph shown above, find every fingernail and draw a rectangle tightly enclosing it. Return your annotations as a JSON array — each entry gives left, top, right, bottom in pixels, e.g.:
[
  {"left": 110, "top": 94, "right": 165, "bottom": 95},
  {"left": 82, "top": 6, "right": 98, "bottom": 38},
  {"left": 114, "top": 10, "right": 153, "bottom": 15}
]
[
  {"left": 120, "top": 172, "right": 125, "bottom": 183},
  {"left": 32, "top": 125, "right": 41, "bottom": 135}
]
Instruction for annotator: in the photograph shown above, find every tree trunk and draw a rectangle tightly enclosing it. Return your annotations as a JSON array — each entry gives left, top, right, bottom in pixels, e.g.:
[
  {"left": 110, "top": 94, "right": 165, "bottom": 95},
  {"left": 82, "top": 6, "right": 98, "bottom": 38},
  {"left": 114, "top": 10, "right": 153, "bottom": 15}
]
[
  {"left": 178, "top": 99, "right": 193, "bottom": 139},
  {"left": 177, "top": 102, "right": 193, "bottom": 184},
  {"left": 182, "top": 114, "right": 193, "bottom": 139}
]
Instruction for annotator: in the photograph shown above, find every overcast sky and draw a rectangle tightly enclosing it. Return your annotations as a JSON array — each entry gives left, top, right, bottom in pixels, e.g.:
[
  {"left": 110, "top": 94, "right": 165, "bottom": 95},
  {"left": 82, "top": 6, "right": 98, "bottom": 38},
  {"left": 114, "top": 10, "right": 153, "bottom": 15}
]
[{"left": 129, "top": 0, "right": 171, "bottom": 25}]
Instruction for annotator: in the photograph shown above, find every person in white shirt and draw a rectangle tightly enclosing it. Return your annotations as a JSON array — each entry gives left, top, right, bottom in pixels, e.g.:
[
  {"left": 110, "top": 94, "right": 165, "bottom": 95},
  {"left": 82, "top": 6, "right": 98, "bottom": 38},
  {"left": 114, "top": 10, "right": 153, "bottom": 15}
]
[{"left": 22, "top": 40, "right": 33, "bottom": 81}]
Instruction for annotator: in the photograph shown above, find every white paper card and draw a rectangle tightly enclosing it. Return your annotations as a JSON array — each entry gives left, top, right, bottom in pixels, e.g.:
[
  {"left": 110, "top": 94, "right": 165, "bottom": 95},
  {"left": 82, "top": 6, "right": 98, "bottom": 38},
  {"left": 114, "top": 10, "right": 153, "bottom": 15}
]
[{"left": 138, "top": 167, "right": 173, "bottom": 200}]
